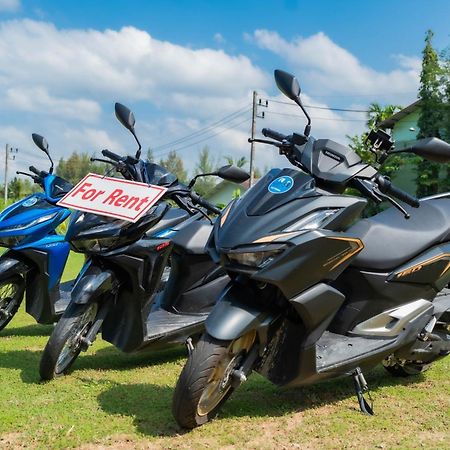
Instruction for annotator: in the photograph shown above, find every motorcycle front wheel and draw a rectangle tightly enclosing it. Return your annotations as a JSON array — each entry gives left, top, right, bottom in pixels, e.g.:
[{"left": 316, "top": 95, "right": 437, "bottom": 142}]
[
  {"left": 39, "top": 301, "right": 98, "bottom": 380},
  {"left": 172, "top": 331, "right": 256, "bottom": 429},
  {"left": 0, "top": 275, "right": 25, "bottom": 332}
]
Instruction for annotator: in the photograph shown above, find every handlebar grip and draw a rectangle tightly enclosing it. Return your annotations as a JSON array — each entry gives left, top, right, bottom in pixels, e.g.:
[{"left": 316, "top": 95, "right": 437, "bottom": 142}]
[
  {"left": 190, "top": 192, "right": 221, "bottom": 215},
  {"left": 377, "top": 176, "right": 420, "bottom": 208},
  {"left": 29, "top": 166, "right": 40, "bottom": 175},
  {"left": 101, "top": 149, "right": 122, "bottom": 162},
  {"left": 262, "top": 128, "right": 287, "bottom": 142}
]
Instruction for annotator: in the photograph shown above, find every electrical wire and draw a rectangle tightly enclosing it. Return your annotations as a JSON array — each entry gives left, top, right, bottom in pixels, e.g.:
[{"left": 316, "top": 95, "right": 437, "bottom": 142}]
[
  {"left": 263, "top": 97, "right": 369, "bottom": 113},
  {"left": 156, "top": 117, "right": 251, "bottom": 158},
  {"left": 152, "top": 104, "right": 251, "bottom": 151},
  {"left": 265, "top": 111, "right": 367, "bottom": 122}
]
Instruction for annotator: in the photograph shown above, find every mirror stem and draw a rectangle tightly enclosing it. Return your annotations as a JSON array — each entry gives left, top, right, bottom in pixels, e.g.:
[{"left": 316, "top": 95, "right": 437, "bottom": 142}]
[
  {"left": 188, "top": 172, "right": 218, "bottom": 189},
  {"left": 131, "top": 130, "right": 142, "bottom": 159},
  {"left": 46, "top": 152, "right": 54, "bottom": 174},
  {"left": 297, "top": 100, "right": 311, "bottom": 136}
]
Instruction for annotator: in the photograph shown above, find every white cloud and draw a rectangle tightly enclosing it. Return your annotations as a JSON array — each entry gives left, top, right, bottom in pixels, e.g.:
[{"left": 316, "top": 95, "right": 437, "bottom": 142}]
[
  {"left": 0, "top": 20, "right": 267, "bottom": 106},
  {"left": 251, "top": 30, "right": 420, "bottom": 101},
  {"left": 62, "top": 128, "right": 121, "bottom": 154},
  {"left": 0, "top": 0, "right": 20, "bottom": 13},
  {"left": 5, "top": 87, "right": 101, "bottom": 121}
]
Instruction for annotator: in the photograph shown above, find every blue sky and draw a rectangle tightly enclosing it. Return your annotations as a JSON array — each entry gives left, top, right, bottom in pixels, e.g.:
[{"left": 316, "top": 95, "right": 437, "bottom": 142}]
[{"left": 0, "top": 0, "right": 449, "bottom": 181}]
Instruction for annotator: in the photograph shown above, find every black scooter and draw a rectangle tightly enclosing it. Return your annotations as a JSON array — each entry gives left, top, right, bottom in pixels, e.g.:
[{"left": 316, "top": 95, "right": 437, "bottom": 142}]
[
  {"left": 40, "top": 103, "right": 249, "bottom": 380},
  {"left": 172, "top": 70, "right": 450, "bottom": 428}
]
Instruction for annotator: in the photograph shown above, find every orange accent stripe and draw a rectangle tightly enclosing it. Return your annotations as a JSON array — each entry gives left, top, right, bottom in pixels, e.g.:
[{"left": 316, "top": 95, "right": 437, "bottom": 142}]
[
  {"left": 324, "top": 237, "right": 364, "bottom": 270},
  {"left": 396, "top": 252, "right": 450, "bottom": 278},
  {"left": 220, "top": 206, "right": 231, "bottom": 227},
  {"left": 253, "top": 232, "right": 300, "bottom": 243}
]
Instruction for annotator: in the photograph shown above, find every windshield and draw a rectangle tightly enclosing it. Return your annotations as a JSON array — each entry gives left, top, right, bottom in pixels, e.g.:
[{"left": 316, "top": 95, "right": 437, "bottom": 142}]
[{"left": 142, "top": 161, "right": 178, "bottom": 186}]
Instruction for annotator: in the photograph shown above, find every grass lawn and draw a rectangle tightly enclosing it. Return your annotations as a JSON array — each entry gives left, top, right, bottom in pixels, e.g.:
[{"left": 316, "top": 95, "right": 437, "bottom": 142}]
[{"left": 0, "top": 252, "right": 448, "bottom": 449}]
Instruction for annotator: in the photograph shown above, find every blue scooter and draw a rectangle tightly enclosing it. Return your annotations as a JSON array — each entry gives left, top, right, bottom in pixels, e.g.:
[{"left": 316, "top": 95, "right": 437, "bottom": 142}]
[{"left": 0, "top": 134, "right": 73, "bottom": 331}]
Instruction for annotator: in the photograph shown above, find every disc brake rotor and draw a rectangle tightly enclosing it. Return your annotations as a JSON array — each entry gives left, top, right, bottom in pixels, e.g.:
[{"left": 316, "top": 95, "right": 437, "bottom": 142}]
[
  {"left": 55, "top": 304, "right": 98, "bottom": 374},
  {"left": 197, "top": 330, "right": 256, "bottom": 417}
]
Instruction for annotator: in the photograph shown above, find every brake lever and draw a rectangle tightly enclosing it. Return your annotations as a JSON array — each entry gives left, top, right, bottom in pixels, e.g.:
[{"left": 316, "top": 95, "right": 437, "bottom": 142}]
[{"left": 373, "top": 187, "right": 410, "bottom": 219}]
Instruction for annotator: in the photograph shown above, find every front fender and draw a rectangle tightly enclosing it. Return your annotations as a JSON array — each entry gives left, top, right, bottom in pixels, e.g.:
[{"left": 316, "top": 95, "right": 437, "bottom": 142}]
[
  {"left": 0, "top": 252, "right": 29, "bottom": 281},
  {"left": 205, "top": 282, "right": 271, "bottom": 341},
  {"left": 71, "top": 263, "right": 117, "bottom": 304}
]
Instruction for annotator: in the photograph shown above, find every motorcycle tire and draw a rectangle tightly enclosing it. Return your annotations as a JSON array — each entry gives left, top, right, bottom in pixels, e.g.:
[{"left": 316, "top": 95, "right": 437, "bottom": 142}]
[
  {"left": 39, "top": 301, "right": 98, "bottom": 380},
  {"left": 0, "top": 275, "right": 25, "bottom": 332}
]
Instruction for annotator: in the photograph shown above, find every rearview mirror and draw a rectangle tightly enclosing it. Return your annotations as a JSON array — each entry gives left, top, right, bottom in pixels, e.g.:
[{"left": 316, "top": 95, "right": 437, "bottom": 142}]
[
  {"left": 115, "top": 102, "right": 136, "bottom": 132},
  {"left": 31, "top": 133, "right": 54, "bottom": 173},
  {"left": 400, "top": 137, "right": 450, "bottom": 163},
  {"left": 32, "top": 133, "right": 49, "bottom": 154},
  {"left": 274, "top": 69, "right": 301, "bottom": 101},
  {"left": 217, "top": 165, "right": 250, "bottom": 183},
  {"left": 114, "top": 102, "right": 142, "bottom": 158}
]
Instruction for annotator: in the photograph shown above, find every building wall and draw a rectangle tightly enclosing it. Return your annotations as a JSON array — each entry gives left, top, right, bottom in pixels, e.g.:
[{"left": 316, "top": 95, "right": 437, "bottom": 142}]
[
  {"left": 391, "top": 108, "right": 421, "bottom": 144},
  {"left": 391, "top": 107, "right": 420, "bottom": 195}
]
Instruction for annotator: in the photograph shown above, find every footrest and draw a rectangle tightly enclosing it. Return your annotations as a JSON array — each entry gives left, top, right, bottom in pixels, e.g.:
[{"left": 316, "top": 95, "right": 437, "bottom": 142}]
[
  {"left": 145, "top": 309, "right": 207, "bottom": 340},
  {"left": 316, "top": 331, "right": 396, "bottom": 372}
]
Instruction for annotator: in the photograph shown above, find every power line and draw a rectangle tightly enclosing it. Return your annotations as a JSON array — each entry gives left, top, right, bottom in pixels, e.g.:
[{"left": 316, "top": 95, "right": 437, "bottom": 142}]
[
  {"left": 156, "top": 117, "right": 251, "bottom": 158},
  {"left": 265, "top": 111, "right": 367, "bottom": 122},
  {"left": 263, "top": 97, "right": 369, "bottom": 113},
  {"left": 152, "top": 104, "right": 251, "bottom": 151}
]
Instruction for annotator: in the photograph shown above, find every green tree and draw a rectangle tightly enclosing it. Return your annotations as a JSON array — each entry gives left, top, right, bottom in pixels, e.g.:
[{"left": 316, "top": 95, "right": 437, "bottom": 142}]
[
  {"left": 147, "top": 148, "right": 155, "bottom": 162},
  {"left": 348, "top": 102, "right": 403, "bottom": 178},
  {"left": 194, "top": 146, "right": 218, "bottom": 196},
  {"left": 159, "top": 150, "right": 187, "bottom": 183},
  {"left": 415, "top": 30, "right": 444, "bottom": 197},
  {"left": 56, "top": 152, "right": 108, "bottom": 184},
  {"left": 7, "top": 177, "right": 34, "bottom": 200}
]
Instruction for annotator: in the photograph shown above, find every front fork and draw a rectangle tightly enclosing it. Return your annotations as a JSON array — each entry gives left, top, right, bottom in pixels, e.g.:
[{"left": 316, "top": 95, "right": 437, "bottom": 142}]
[{"left": 71, "top": 260, "right": 118, "bottom": 350}]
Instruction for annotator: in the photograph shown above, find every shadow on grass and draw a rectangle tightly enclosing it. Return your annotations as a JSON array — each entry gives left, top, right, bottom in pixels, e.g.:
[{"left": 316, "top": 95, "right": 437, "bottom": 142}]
[
  {"left": 97, "top": 366, "right": 427, "bottom": 436},
  {"left": 0, "top": 323, "right": 54, "bottom": 338},
  {"left": 98, "top": 382, "right": 180, "bottom": 437},
  {"left": 0, "top": 346, "right": 185, "bottom": 384}
]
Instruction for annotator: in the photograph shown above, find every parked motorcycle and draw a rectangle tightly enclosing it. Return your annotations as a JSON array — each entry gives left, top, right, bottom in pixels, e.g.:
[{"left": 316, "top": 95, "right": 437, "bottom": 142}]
[
  {"left": 0, "top": 134, "right": 74, "bottom": 331},
  {"left": 39, "top": 103, "right": 249, "bottom": 379},
  {"left": 172, "top": 69, "right": 450, "bottom": 428}
]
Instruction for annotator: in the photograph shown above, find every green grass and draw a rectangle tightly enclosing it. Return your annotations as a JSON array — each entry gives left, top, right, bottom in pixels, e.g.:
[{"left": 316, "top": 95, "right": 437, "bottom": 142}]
[{"left": 0, "top": 253, "right": 449, "bottom": 449}]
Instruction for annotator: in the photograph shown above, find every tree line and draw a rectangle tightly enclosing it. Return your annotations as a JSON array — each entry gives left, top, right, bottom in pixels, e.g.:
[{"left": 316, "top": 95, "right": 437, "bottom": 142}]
[{"left": 0, "top": 146, "right": 254, "bottom": 203}]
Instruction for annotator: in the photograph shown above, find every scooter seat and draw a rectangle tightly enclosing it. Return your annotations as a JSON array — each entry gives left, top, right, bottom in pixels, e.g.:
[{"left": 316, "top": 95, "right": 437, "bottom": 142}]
[{"left": 349, "top": 197, "right": 450, "bottom": 270}]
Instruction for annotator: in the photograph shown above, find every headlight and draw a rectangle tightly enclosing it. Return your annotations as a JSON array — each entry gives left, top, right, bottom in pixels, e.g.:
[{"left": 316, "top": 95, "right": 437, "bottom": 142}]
[
  {"left": 0, "top": 212, "right": 57, "bottom": 233},
  {"left": 227, "top": 244, "right": 285, "bottom": 268},
  {"left": 283, "top": 209, "right": 340, "bottom": 232},
  {"left": 71, "top": 236, "right": 119, "bottom": 253},
  {"left": 0, "top": 235, "right": 24, "bottom": 248}
]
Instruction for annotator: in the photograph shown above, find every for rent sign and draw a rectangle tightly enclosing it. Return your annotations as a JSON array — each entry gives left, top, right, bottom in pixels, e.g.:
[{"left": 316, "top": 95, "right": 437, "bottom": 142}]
[{"left": 57, "top": 173, "right": 167, "bottom": 222}]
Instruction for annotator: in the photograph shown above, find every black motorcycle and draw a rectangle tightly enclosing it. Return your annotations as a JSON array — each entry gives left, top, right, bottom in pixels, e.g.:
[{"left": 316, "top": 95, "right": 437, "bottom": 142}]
[
  {"left": 172, "top": 70, "right": 450, "bottom": 428},
  {"left": 39, "top": 103, "right": 249, "bottom": 380}
]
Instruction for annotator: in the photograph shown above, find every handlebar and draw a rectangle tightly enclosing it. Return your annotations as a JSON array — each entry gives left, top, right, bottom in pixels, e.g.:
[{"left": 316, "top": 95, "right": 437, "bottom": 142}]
[
  {"left": 189, "top": 191, "right": 221, "bottom": 215},
  {"left": 262, "top": 128, "right": 288, "bottom": 142},
  {"left": 29, "top": 166, "right": 40, "bottom": 175},
  {"left": 101, "top": 149, "right": 122, "bottom": 162},
  {"left": 375, "top": 175, "right": 420, "bottom": 208}
]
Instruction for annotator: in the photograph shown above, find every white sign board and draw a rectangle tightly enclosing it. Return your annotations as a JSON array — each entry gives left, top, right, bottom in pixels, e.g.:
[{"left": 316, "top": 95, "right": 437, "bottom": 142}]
[{"left": 57, "top": 173, "right": 167, "bottom": 222}]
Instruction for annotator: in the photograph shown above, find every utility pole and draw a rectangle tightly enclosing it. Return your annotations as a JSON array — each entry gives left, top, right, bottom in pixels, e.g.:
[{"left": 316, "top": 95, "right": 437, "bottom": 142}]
[
  {"left": 249, "top": 92, "right": 267, "bottom": 187},
  {"left": 4, "top": 145, "right": 18, "bottom": 204},
  {"left": 4, "top": 144, "right": 8, "bottom": 204}
]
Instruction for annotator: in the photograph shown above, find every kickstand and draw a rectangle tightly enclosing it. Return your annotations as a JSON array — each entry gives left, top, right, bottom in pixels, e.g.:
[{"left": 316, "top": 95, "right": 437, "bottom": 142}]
[
  {"left": 185, "top": 337, "right": 194, "bottom": 356},
  {"left": 351, "top": 367, "right": 374, "bottom": 416}
]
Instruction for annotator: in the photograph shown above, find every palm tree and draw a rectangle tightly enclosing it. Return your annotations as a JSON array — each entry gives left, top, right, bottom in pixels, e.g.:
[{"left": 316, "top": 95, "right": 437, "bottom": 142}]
[{"left": 224, "top": 155, "right": 248, "bottom": 168}]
